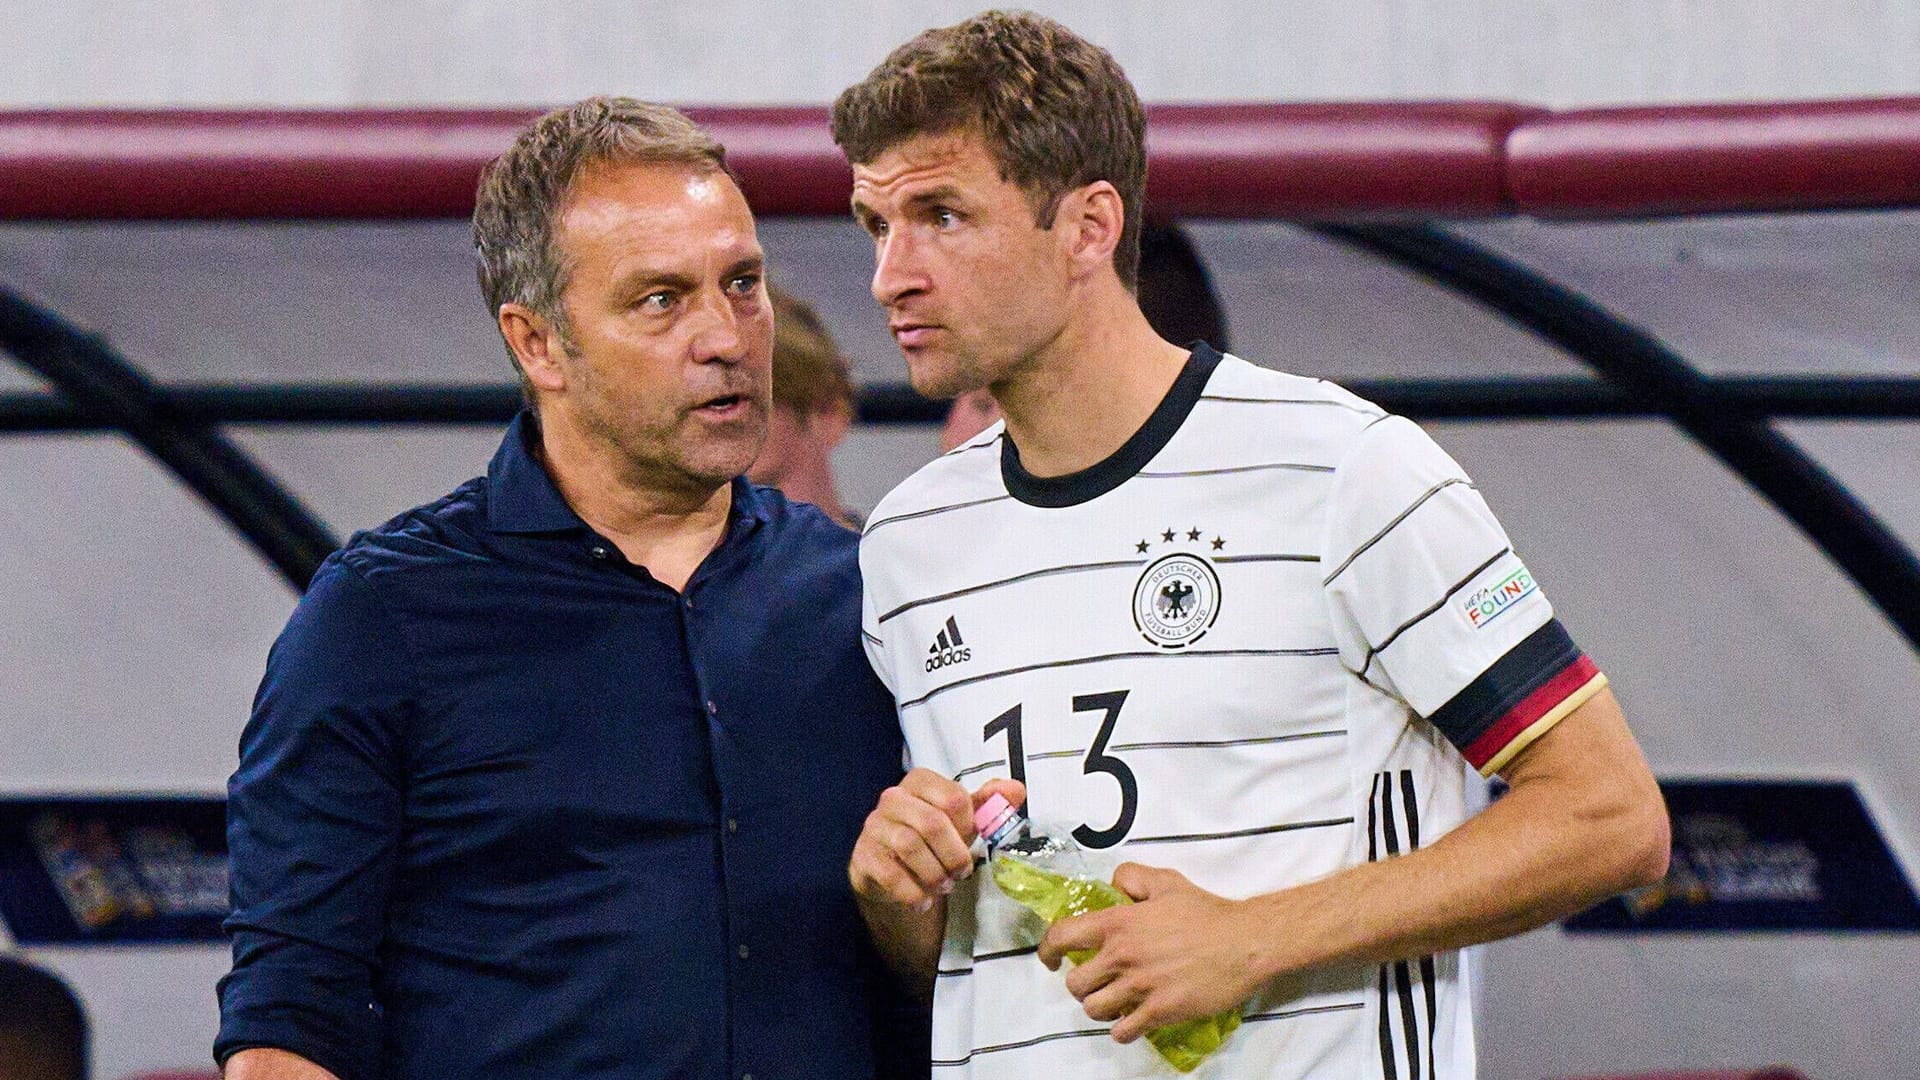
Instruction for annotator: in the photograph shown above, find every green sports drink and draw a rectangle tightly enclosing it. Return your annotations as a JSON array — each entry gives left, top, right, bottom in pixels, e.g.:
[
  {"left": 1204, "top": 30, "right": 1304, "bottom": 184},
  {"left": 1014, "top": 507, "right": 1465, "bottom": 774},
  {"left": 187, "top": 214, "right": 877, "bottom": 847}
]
[{"left": 974, "top": 795, "right": 1243, "bottom": 1073}]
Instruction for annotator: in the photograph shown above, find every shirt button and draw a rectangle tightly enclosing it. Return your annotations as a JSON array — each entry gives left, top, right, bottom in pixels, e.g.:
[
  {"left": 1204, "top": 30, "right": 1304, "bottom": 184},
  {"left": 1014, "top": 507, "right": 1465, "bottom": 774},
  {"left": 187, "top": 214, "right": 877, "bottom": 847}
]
[
  {"left": 706, "top": 701, "right": 718, "bottom": 716},
  {"left": 589, "top": 546, "right": 609, "bottom": 561},
  {"left": 737, "top": 944, "right": 750, "bottom": 960},
  {"left": 743, "top": 1074, "right": 753, "bottom": 1080},
  {"left": 726, "top": 818, "right": 738, "bottom": 833},
  {"left": 683, "top": 596, "right": 694, "bottom": 610}
]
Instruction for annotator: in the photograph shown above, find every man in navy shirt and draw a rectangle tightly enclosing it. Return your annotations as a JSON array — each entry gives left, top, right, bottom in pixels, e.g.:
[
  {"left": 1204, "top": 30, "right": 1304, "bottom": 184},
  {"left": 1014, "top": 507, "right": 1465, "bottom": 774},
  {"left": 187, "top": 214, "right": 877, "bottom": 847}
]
[{"left": 216, "top": 98, "right": 916, "bottom": 1080}]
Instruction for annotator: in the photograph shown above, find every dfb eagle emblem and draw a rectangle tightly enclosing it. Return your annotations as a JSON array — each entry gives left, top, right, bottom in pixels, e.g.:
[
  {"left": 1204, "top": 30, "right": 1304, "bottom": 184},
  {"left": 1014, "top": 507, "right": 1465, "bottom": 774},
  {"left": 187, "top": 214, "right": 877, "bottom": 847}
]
[
  {"left": 1159, "top": 579, "right": 1194, "bottom": 620},
  {"left": 1132, "top": 552, "right": 1221, "bottom": 648}
]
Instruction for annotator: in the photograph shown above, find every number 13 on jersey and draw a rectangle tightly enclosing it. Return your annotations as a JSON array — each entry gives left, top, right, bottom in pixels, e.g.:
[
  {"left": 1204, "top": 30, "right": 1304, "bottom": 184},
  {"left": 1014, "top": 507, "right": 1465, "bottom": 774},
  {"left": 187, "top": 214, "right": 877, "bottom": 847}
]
[{"left": 981, "top": 689, "right": 1138, "bottom": 849}]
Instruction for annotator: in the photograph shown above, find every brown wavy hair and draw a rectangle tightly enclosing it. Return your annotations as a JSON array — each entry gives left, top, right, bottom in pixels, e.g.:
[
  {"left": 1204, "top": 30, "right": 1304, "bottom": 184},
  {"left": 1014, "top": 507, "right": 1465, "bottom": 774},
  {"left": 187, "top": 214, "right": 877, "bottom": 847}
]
[{"left": 831, "top": 10, "right": 1147, "bottom": 289}]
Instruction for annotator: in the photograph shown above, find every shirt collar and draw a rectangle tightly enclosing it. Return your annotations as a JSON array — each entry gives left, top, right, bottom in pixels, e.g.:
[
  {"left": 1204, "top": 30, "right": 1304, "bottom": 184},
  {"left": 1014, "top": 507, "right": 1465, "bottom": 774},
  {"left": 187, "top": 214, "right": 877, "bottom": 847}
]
[
  {"left": 486, "top": 411, "right": 585, "bottom": 534},
  {"left": 727, "top": 476, "right": 776, "bottom": 533},
  {"left": 1001, "top": 342, "right": 1223, "bottom": 508},
  {"left": 485, "top": 410, "right": 777, "bottom": 538}
]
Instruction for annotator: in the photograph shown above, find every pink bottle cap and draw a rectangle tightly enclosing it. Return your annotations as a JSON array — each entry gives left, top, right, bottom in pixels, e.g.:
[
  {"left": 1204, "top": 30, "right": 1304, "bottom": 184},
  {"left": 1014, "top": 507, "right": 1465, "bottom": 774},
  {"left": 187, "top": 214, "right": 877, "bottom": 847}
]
[{"left": 973, "top": 793, "right": 1016, "bottom": 838}]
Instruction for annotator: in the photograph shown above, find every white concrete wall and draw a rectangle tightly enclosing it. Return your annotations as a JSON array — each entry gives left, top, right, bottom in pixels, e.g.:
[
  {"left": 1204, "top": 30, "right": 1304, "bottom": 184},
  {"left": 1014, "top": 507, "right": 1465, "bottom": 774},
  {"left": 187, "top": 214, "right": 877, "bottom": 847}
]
[{"left": 4, "top": 0, "right": 1919, "bottom": 109}]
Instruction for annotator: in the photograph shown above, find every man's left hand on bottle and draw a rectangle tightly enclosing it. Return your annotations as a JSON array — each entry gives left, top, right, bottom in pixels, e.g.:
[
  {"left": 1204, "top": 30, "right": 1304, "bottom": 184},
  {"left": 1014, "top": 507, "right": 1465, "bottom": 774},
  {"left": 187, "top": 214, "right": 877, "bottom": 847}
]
[{"left": 1036, "top": 863, "right": 1264, "bottom": 1043}]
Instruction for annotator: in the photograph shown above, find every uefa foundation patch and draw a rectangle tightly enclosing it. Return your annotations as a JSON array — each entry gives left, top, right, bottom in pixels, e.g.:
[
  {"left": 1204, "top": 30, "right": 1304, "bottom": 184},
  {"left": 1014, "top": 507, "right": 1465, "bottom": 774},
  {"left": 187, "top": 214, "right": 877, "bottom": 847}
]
[{"left": 1460, "top": 564, "right": 1539, "bottom": 630}]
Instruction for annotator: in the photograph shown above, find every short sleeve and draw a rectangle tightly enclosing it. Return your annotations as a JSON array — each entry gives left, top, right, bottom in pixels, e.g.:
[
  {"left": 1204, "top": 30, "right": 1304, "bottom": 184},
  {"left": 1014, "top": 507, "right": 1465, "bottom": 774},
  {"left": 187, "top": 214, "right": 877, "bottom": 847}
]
[
  {"left": 1319, "top": 416, "right": 1607, "bottom": 775},
  {"left": 858, "top": 540, "right": 899, "bottom": 698}
]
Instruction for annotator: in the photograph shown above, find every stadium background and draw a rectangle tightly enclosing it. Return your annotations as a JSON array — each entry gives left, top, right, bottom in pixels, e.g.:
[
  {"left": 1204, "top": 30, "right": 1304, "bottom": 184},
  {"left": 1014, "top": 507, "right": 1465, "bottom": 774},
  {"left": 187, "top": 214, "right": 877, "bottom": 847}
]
[{"left": 2, "top": 2, "right": 1918, "bottom": 1077}]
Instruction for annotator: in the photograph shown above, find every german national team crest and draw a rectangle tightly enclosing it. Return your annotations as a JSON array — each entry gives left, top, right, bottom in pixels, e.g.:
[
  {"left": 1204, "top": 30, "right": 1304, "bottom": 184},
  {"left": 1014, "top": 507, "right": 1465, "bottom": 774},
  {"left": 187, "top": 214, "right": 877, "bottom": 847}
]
[{"left": 1132, "top": 552, "right": 1221, "bottom": 648}]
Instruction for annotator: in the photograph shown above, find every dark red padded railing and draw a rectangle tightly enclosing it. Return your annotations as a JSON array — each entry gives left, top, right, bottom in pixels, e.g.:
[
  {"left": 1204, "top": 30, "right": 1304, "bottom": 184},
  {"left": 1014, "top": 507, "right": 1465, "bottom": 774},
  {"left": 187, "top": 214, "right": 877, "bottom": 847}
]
[
  {"left": 1508, "top": 97, "right": 1920, "bottom": 216},
  {"left": 1140, "top": 102, "right": 1538, "bottom": 217},
  {"left": 2, "top": 98, "right": 1916, "bottom": 220}
]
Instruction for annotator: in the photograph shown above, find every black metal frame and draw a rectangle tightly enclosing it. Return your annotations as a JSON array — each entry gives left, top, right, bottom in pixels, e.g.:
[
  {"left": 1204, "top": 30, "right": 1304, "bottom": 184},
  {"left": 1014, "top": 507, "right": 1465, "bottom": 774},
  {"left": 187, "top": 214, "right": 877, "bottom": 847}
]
[
  {"left": 4, "top": 223, "right": 1918, "bottom": 655},
  {"left": 1314, "top": 222, "right": 1920, "bottom": 652},
  {"left": 0, "top": 287, "right": 339, "bottom": 590},
  {"left": 5, "top": 374, "right": 1920, "bottom": 433}
]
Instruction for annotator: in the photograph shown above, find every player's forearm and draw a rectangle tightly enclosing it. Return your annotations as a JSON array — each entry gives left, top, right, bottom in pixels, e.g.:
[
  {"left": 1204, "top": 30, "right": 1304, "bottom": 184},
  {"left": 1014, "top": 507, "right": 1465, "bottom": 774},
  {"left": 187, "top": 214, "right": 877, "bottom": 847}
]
[
  {"left": 1245, "top": 783, "right": 1661, "bottom": 979},
  {"left": 1245, "top": 692, "right": 1669, "bottom": 983},
  {"left": 856, "top": 892, "right": 947, "bottom": 1000},
  {"left": 223, "top": 1047, "right": 342, "bottom": 1080}
]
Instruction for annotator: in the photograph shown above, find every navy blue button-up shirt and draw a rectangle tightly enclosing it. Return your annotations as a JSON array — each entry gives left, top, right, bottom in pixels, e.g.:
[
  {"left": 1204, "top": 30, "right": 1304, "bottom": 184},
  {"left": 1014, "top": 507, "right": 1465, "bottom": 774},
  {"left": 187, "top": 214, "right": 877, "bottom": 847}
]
[{"left": 217, "top": 415, "right": 914, "bottom": 1080}]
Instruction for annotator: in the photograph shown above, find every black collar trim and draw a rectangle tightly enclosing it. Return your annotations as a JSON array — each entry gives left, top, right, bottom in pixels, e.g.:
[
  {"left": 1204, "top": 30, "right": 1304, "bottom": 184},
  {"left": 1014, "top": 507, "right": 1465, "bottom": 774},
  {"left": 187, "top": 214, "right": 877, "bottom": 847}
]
[{"left": 1001, "top": 343, "right": 1223, "bottom": 508}]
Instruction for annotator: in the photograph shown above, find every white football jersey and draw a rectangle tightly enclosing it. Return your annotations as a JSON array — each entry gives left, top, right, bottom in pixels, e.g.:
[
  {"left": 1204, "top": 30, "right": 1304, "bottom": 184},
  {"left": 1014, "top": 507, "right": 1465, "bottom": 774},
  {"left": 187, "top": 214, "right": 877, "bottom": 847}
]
[{"left": 860, "top": 347, "right": 1606, "bottom": 1080}]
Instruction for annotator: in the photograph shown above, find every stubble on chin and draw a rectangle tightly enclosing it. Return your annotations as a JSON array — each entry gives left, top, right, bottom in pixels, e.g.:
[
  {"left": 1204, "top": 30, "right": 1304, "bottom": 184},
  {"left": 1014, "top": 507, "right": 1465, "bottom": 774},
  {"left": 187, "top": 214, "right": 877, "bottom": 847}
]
[
  {"left": 677, "top": 410, "right": 769, "bottom": 488},
  {"left": 905, "top": 351, "right": 986, "bottom": 402}
]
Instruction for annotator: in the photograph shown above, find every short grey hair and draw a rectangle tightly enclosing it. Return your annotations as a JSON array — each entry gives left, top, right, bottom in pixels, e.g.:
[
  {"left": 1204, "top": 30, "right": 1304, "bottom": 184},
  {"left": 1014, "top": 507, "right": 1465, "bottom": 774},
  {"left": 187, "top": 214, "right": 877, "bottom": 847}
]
[{"left": 472, "top": 97, "right": 729, "bottom": 401}]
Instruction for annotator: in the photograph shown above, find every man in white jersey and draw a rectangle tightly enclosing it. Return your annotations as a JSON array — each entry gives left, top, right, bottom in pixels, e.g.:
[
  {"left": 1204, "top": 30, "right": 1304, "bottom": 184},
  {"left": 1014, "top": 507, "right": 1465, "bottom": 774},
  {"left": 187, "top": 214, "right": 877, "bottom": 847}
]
[{"left": 833, "top": 12, "right": 1671, "bottom": 1079}]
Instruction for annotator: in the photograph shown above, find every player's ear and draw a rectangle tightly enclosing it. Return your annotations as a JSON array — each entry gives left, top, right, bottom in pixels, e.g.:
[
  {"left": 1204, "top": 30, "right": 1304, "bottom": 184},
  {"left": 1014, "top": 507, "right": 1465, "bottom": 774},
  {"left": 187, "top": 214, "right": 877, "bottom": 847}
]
[
  {"left": 1058, "top": 180, "right": 1124, "bottom": 282},
  {"left": 500, "top": 302, "right": 568, "bottom": 393}
]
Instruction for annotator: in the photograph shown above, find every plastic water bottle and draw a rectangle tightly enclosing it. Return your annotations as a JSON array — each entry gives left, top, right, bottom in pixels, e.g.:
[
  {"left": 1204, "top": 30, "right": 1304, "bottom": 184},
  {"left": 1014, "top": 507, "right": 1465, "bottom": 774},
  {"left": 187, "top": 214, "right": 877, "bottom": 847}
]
[{"left": 972, "top": 794, "right": 1242, "bottom": 1072}]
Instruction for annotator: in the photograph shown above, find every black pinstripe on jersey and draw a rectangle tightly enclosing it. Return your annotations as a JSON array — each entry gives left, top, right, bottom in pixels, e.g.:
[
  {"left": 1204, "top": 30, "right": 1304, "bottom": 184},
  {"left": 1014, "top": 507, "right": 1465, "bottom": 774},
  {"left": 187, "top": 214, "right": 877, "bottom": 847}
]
[
  {"left": 877, "top": 560, "right": 1142, "bottom": 624},
  {"left": 1127, "top": 816, "right": 1353, "bottom": 845},
  {"left": 1323, "top": 478, "right": 1475, "bottom": 586},
  {"left": 1213, "top": 552, "right": 1319, "bottom": 565},
  {"left": 879, "top": 552, "right": 1319, "bottom": 626},
  {"left": 949, "top": 730, "right": 1344, "bottom": 782},
  {"left": 1359, "top": 546, "right": 1512, "bottom": 678},
  {"left": 1198, "top": 393, "right": 1384, "bottom": 418},
  {"left": 928, "top": 1002, "right": 1367, "bottom": 1068},
  {"left": 864, "top": 494, "right": 1015, "bottom": 537},
  {"left": 1136, "top": 462, "right": 1335, "bottom": 479},
  {"left": 898, "top": 646, "right": 1339, "bottom": 711}
]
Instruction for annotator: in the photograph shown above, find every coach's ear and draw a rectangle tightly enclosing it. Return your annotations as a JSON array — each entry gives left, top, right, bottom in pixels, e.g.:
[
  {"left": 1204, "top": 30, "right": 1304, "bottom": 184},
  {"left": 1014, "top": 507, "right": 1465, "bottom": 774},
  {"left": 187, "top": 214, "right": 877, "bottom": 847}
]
[
  {"left": 1056, "top": 179, "right": 1125, "bottom": 283},
  {"left": 499, "top": 302, "right": 569, "bottom": 394}
]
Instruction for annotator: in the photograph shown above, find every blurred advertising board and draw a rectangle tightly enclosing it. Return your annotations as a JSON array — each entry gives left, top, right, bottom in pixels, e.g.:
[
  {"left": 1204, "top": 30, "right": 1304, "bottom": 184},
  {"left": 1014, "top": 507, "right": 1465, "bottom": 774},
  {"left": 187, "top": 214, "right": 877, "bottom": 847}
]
[
  {"left": 1565, "top": 779, "right": 1920, "bottom": 932},
  {"left": 0, "top": 797, "right": 226, "bottom": 944}
]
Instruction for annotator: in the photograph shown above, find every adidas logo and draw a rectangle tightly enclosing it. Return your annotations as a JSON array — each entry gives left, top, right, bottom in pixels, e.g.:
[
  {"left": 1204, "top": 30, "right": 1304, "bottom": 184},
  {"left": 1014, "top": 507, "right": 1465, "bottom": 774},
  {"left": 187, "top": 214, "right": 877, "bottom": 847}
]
[{"left": 924, "top": 615, "right": 973, "bottom": 672}]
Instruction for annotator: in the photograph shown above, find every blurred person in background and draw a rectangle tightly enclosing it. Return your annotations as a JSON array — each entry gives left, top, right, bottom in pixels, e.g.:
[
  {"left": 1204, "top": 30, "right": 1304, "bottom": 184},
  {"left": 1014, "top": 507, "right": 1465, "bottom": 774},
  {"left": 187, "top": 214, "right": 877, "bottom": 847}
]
[
  {"left": 938, "top": 388, "right": 1001, "bottom": 453},
  {"left": 0, "top": 956, "right": 86, "bottom": 1080},
  {"left": 749, "top": 284, "right": 861, "bottom": 527},
  {"left": 937, "top": 219, "right": 1229, "bottom": 451},
  {"left": 216, "top": 98, "right": 917, "bottom": 1080}
]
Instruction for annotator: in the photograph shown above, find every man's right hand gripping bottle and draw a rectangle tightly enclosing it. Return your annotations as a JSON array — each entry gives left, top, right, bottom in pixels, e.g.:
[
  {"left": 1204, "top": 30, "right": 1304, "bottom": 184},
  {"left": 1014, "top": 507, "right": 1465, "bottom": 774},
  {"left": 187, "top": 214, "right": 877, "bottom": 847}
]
[{"left": 973, "top": 794, "right": 1242, "bottom": 1073}]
